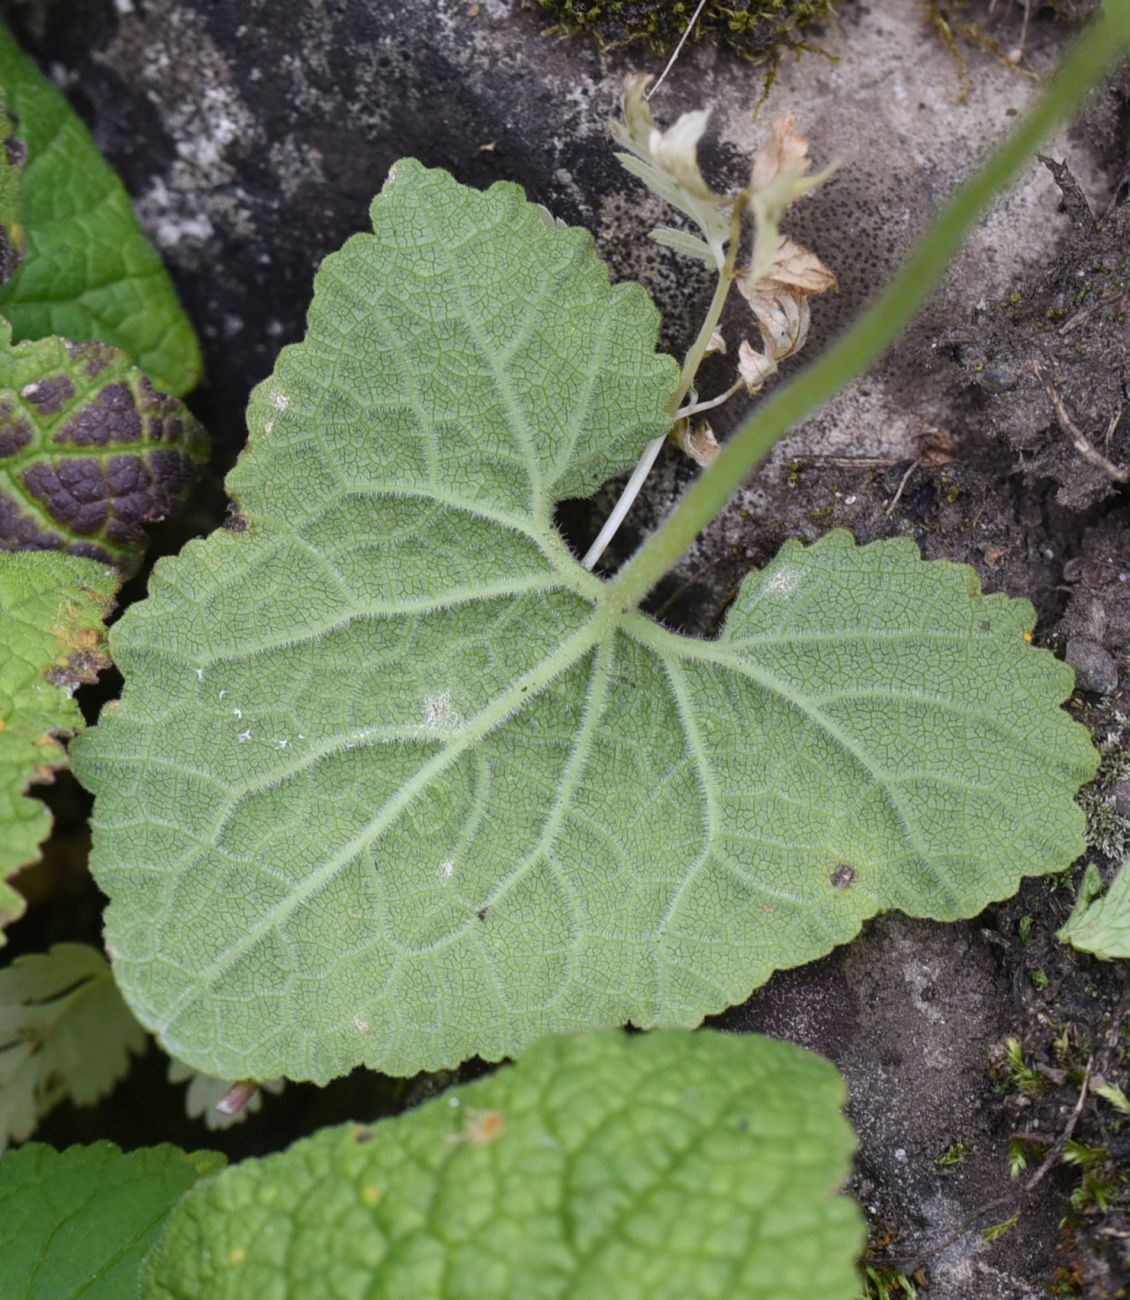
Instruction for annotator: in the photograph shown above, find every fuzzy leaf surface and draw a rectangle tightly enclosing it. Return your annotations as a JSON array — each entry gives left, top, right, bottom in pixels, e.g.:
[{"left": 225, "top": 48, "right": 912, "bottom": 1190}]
[
  {"left": 73, "top": 161, "right": 1095, "bottom": 1084},
  {"left": 0, "top": 25, "right": 201, "bottom": 395},
  {"left": 0, "top": 323, "right": 208, "bottom": 571},
  {"left": 0, "top": 943, "right": 147, "bottom": 1149},
  {"left": 1058, "top": 859, "right": 1130, "bottom": 958},
  {"left": 144, "top": 1029, "right": 862, "bottom": 1300},
  {"left": 0, "top": 1140, "right": 224, "bottom": 1299},
  {"left": 0, "top": 551, "right": 114, "bottom": 937}
]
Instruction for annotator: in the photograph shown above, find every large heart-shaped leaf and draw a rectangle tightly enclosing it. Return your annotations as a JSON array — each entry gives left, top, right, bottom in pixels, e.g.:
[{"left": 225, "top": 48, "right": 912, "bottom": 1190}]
[
  {"left": 72, "top": 161, "right": 1096, "bottom": 1083},
  {"left": 143, "top": 1030, "right": 862, "bottom": 1300}
]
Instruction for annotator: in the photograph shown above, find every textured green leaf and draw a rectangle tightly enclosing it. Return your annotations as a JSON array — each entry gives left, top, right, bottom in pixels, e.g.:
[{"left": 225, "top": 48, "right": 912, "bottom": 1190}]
[
  {"left": 144, "top": 1029, "right": 862, "bottom": 1300},
  {"left": 1058, "top": 860, "right": 1130, "bottom": 958},
  {"left": 0, "top": 1140, "right": 224, "bottom": 1300},
  {"left": 0, "top": 25, "right": 201, "bottom": 396},
  {"left": 0, "top": 101, "right": 24, "bottom": 283},
  {"left": 0, "top": 550, "right": 114, "bottom": 937},
  {"left": 0, "top": 321, "right": 208, "bottom": 571},
  {"left": 72, "top": 160, "right": 1096, "bottom": 1084},
  {"left": 0, "top": 944, "right": 146, "bottom": 1150}
]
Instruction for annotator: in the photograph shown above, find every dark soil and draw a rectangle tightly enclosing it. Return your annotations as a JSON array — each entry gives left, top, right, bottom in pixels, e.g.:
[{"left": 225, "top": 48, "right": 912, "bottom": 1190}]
[{"left": 4, "top": 0, "right": 1130, "bottom": 1294}]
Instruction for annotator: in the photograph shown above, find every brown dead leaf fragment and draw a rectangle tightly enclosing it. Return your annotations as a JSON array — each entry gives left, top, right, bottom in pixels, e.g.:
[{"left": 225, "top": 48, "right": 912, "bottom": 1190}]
[
  {"left": 750, "top": 113, "right": 811, "bottom": 190},
  {"left": 763, "top": 236, "right": 838, "bottom": 295},
  {"left": 672, "top": 418, "right": 721, "bottom": 467},
  {"left": 914, "top": 428, "right": 958, "bottom": 466}
]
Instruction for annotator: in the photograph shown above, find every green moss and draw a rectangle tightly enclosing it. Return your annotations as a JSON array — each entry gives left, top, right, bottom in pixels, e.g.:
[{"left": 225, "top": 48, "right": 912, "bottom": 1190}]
[{"left": 536, "top": 0, "right": 838, "bottom": 61}]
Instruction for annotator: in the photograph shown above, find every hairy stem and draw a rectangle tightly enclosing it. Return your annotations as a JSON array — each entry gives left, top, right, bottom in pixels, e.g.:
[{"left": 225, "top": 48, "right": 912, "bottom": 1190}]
[
  {"left": 582, "top": 203, "right": 743, "bottom": 570},
  {"left": 605, "top": 6, "right": 1130, "bottom": 613}
]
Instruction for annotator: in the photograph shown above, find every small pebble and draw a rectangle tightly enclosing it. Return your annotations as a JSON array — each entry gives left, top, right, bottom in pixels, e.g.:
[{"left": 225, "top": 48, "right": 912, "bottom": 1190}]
[{"left": 1065, "top": 638, "right": 1119, "bottom": 696}]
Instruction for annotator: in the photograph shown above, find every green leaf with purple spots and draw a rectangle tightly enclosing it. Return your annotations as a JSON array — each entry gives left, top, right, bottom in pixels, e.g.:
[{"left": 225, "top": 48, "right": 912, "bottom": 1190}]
[
  {"left": 0, "top": 550, "right": 115, "bottom": 940},
  {"left": 0, "top": 24, "right": 201, "bottom": 396},
  {"left": 0, "top": 323, "right": 207, "bottom": 573}
]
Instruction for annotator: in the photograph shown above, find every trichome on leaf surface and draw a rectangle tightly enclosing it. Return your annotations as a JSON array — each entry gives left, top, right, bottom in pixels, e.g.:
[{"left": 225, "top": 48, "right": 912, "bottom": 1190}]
[{"left": 2, "top": 5, "right": 1129, "bottom": 1297}]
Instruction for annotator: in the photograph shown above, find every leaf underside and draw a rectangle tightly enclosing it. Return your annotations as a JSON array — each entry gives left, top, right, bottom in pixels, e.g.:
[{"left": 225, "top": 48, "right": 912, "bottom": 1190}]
[
  {"left": 0, "top": 25, "right": 201, "bottom": 396},
  {"left": 0, "top": 551, "right": 115, "bottom": 938},
  {"left": 0, "top": 1140, "right": 224, "bottom": 1300},
  {"left": 143, "top": 1030, "right": 863, "bottom": 1300},
  {"left": 73, "top": 160, "right": 1097, "bottom": 1084}
]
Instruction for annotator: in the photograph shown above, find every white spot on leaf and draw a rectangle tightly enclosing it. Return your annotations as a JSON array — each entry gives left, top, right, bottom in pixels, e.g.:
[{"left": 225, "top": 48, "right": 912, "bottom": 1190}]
[
  {"left": 421, "top": 690, "right": 459, "bottom": 732},
  {"left": 767, "top": 567, "right": 798, "bottom": 596}
]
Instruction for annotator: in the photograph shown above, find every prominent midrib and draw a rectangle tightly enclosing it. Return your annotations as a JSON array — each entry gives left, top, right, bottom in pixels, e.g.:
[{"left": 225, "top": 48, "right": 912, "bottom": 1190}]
[{"left": 151, "top": 591, "right": 609, "bottom": 1037}]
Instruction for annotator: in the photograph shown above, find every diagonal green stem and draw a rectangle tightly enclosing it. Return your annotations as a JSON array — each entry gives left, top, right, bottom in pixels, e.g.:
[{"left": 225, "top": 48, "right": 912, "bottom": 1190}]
[{"left": 606, "top": 6, "right": 1130, "bottom": 614}]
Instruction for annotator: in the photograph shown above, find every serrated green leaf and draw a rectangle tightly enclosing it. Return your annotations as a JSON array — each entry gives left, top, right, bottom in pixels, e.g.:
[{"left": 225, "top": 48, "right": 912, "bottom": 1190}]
[
  {"left": 0, "top": 24, "right": 201, "bottom": 396},
  {"left": 1058, "top": 859, "right": 1130, "bottom": 958},
  {"left": 0, "top": 944, "right": 146, "bottom": 1149},
  {"left": 72, "top": 160, "right": 1096, "bottom": 1085},
  {"left": 0, "top": 550, "right": 114, "bottom": 937},
  {"left": 0, "top": 1140, "right": 224, "bottom": 1300},
  {"left": 0, "top": 322, "right": 208, "bottom": 571},
  {"left": 143, "top": 1029, "right": 863, "bottom": 1300}
]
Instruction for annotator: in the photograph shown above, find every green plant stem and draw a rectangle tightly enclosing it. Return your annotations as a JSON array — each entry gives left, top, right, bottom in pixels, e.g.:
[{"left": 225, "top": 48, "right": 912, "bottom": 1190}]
[
  {"left": 672, "top": 200, "right": 744, "bottom": 410},
  {"left": 606, "top": 6, "right": 1130, "bottom": 614},
  {"left": 581, "top": 201, "right": 742, "bottom": 570}
]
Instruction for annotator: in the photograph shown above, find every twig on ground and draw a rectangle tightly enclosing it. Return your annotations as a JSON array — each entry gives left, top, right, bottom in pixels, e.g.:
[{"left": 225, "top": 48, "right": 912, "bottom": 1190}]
[
  {"left": 885, "top": 460, "right": 920, "bottom": 516},
  {"left": 1031, "top": 361, "right": 1128, "bottom": 483},
  {"left": 646, "top": 0, "right": 709, "bottom": 100}
]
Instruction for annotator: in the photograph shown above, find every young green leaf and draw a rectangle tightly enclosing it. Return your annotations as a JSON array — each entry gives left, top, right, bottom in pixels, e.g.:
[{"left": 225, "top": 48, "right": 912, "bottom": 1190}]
[
  {"left": 0, "top": 24, "right": 201, "bottom": 396},
  {"left": 0, "top": 944, "right": 146, "bottom": 1149},
  {"left": 0, "top": 550, "right": 114, "bottom": 938},
  {"left": 143, "top": 1029, "right": 862, "bottom": 1300},
  {"left": 0, "top": 322, "right": 208, "bottom": 572},
  {"left": 1058, "top": 859, "right": 1130, "bottom": 959},
  {"left": 0, "top": 1140, "right": 224, "bottom": 1300},
  {"left": 72, "top": 161, "right": 1095, "bottom": 1085}
]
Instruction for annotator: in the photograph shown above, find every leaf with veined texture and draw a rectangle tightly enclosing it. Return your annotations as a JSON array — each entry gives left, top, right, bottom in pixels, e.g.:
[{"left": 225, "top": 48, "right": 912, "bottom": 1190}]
[
  {"left": 0, "top": 550, "right": 115, "bottom": 939},
  {"left": 72, "top": 160, "right": 1096, "bottom": 1084},
  {"left": 0, "top": 1140, "right": 224, "bottom": 1300},
  {"left": 0, "top": 323, "right": 208, "bottom": 572},
  {"left": 0, "top": 24, "right": 201, "bottom": 396},
  {"left": 143, "top": 1030, "right": 863, "bottom": 1300}
]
